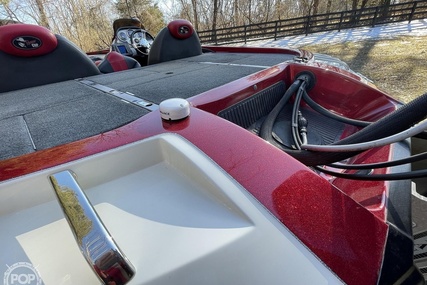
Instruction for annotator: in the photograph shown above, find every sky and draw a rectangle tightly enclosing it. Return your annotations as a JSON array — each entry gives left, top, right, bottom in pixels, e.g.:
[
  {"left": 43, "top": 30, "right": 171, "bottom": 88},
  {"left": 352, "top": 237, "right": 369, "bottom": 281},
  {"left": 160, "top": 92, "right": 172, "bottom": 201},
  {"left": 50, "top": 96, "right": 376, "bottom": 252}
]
[{"left": 242, "top": 19, "right": 427, "bottom": 48}]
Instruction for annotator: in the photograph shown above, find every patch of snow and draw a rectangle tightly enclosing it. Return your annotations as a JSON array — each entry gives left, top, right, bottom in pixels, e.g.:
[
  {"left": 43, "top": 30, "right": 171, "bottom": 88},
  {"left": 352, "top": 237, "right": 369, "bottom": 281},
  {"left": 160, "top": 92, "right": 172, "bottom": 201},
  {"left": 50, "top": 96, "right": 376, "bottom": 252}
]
[{"left": 242, "top": 19, "right": 427, "bottom": 48}]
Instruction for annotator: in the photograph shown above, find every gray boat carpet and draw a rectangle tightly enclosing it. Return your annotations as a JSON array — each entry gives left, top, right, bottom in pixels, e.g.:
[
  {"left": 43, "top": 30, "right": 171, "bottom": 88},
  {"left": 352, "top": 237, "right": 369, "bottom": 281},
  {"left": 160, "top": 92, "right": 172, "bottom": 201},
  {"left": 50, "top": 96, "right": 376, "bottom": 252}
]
[{"left": 0, "top": 52, "right": 294, "bottom": 160}]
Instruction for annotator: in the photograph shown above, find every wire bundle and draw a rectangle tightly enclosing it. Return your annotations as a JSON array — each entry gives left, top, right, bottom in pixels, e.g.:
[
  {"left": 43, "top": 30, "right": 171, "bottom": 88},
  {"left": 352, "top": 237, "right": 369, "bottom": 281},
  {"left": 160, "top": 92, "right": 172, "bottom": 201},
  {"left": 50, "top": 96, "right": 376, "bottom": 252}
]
[{"left": 259, "top": 73, "right": 427, "bottom": 180}]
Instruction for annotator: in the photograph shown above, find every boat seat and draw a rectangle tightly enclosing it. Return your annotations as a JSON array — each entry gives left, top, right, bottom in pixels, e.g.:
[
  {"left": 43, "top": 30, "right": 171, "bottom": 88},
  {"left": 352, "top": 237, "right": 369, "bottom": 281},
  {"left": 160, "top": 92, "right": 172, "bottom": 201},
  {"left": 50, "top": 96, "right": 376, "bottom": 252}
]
[
  {"left": 0, "top": 23, "right": 101, "bottom": 93},
  {"left": 148, "top": 19, "right": 202, "bottom": 65},
  {"left": 97, "top": 51, "right": 141, "bottom": 73}
]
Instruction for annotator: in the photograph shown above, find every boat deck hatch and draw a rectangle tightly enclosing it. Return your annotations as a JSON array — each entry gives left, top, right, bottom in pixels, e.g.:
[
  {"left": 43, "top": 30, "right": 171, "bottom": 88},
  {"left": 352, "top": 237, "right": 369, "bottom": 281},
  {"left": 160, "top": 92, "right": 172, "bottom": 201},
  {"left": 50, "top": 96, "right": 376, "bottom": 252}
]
[{"left": 0, "top": 134, "right": 342, "bottom": 284}]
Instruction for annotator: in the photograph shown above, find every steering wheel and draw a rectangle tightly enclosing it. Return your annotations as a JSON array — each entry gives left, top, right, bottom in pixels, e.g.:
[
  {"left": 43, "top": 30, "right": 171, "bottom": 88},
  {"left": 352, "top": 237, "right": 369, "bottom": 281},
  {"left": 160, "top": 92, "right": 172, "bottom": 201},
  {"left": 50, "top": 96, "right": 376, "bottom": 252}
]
[{"left": 129, "top": 28, "right": 153, "bottom": 56}]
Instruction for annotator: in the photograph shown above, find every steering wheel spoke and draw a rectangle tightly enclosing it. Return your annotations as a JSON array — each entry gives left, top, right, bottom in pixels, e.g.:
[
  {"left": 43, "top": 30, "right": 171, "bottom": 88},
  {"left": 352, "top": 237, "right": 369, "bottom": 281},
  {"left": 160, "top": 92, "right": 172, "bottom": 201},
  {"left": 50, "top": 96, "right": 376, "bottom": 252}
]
[{"left": 129, "top": 28, "right": 153, "bottom": 56}]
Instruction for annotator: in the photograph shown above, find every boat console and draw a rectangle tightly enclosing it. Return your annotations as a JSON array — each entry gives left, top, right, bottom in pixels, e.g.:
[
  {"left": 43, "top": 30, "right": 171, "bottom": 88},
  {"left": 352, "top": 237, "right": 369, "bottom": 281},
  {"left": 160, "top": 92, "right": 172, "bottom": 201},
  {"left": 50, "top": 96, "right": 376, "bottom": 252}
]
[{"left": 112, "top": 27, "right": 154, "bottom": 57}]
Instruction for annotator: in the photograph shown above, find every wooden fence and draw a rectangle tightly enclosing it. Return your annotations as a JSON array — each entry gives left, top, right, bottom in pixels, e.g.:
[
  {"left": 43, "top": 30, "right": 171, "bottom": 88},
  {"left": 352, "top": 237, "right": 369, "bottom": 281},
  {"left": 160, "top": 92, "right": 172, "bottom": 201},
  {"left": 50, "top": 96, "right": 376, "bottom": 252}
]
[{"left": 197, "top": 0, "right": 427, "bottom": 45}]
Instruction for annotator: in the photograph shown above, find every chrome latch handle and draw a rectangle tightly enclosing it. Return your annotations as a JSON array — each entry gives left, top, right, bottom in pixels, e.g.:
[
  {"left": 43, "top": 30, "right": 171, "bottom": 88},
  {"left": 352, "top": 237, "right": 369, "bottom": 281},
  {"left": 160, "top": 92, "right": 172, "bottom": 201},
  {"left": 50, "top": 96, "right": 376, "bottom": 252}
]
[{"left": 49, "top": 170, "right": 135, "bottom": 284}]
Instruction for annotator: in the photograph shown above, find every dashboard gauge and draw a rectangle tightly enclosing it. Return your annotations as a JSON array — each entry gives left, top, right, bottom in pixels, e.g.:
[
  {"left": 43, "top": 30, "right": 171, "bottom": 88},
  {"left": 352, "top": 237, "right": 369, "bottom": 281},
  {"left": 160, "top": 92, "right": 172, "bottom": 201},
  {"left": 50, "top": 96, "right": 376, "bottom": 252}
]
[
  {"left": 133, "top": 31, "right": 143, "bottom": 44},
  {"left": 118, "top": 31, "right": 128, "bottom": 42}
]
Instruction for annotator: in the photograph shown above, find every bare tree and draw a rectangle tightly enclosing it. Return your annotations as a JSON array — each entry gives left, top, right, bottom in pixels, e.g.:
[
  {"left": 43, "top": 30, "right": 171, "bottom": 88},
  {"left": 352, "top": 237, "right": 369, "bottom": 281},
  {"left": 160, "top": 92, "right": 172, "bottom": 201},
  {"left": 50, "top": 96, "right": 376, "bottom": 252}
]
[
  {"left": 1, "top": 0, "right": 20, "bottom": 22},
  {"left": 190, "top": 0, "right": 199, "bottom": 30},
  {"left": 212, "top": 0, "right": 219, "bottom": 30},
  {"left": 1, "top": 0, "right": 413, "bottom": 50},
  {"left": 116, "top": 0, "right": 166, "bottom": 34},
  {"left": 35, "top": 0, "right": 49, "bottom": 28},
  {"left": 312, "top": 0, "right": 320, "bottom": 15},
  {"left": 325, "top": 0, "right": 332, "bottom": 13},
  {"left": 48, "top": 0, "right": 114, "bottom": 51}
]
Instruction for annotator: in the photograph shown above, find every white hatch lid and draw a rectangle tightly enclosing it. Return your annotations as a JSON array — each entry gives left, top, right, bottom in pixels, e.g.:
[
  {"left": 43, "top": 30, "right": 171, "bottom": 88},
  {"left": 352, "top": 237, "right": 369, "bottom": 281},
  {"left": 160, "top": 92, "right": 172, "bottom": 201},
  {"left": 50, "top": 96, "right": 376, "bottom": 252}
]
[{"left": 0, "top": 133, "right": 343, "bottom": 285}]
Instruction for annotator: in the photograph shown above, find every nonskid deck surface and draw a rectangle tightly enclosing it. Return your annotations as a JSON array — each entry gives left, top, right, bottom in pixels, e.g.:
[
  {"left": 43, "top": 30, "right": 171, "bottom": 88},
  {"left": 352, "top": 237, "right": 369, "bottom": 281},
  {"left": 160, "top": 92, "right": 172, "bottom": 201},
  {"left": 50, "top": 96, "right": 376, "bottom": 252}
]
[{"left": 0, "top": 52, "right": 295, "bottom": 160}]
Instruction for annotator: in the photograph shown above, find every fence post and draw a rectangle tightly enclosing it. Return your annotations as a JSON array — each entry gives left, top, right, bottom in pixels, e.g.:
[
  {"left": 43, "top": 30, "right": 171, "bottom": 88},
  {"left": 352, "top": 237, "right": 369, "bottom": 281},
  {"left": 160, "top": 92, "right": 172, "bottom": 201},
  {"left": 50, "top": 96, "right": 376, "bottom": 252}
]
[
  {"left": 338, "top": 11, "right": 344, "bottom": 31},
  {"left": 409, "top": 1, "right": 418, "bottom": 23},
  {"left": 274, "top": 21, "right": 278, "bottom": 41},
  {"left": 305, "top": 15, "right": 311, "bottom": 36},
  {"left": 244, "top": 25, "right": 247, "bottom": 44},
  {"left": 351, "top": 10, "right": 357, "bottom": 27},
  {"left": 372, "top": 6, "right": 379, "bottom": 27},
  {"left": 212, "top": 29, "right": 217, "bottom": 45}
]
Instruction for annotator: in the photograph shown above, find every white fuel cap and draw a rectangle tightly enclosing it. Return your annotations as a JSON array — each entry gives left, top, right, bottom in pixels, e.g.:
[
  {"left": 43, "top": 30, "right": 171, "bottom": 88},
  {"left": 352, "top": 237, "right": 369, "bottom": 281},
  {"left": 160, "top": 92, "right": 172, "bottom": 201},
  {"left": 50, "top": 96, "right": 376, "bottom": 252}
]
[{"left": 159, "top": 98, "right": 190, "bottom": 121}]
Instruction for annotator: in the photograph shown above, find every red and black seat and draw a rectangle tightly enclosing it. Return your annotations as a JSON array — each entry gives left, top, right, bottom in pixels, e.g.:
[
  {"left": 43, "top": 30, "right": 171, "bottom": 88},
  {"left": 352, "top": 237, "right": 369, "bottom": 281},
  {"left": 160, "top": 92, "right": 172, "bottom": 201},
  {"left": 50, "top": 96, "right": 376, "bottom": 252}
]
[
  {"left": 97, "top": 51, "right": 141, "bottom": 73},
  {"left": 0, "top": 23, "right": 101, "bottom": 93},
  {"left": 148, "top": 19, "right": 202, "bottom": 65}
]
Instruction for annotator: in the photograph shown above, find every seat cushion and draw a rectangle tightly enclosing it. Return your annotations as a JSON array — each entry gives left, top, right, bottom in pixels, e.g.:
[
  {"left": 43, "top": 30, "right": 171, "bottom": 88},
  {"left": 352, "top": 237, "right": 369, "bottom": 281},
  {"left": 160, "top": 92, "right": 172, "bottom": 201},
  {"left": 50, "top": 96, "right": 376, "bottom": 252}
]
[
  {"left": 148, "top": 19, "right": 202, "bottom": 65},
  {"left": 0, "top": 26, "right": 101, "bottom": 92},
  {"left": 0, "top": 24, "right": 58, "bottom": 57},
  {"left": 98, "top": 51, "right": 141, "bottom": 73}
]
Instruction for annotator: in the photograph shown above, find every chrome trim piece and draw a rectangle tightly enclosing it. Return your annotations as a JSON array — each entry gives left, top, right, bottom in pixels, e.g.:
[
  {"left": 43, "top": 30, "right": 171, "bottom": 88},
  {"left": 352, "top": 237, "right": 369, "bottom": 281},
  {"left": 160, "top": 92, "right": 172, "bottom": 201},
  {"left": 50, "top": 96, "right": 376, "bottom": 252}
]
[
  {"left": 199, "top": 61, "right": 270, "bottom": 69},
  {"left": 77, "top": 79, "right": 158, "bottom": 111},
  {"left": 49, "top": 170, "right": 135, "bottom": 284}
]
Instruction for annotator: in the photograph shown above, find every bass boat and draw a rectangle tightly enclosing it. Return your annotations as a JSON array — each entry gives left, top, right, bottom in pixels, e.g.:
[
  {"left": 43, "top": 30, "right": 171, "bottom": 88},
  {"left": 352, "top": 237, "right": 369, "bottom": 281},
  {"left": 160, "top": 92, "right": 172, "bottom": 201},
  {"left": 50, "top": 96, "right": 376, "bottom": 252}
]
[{"left": 0, "top": 19, "right": 426, "bottom": 285}]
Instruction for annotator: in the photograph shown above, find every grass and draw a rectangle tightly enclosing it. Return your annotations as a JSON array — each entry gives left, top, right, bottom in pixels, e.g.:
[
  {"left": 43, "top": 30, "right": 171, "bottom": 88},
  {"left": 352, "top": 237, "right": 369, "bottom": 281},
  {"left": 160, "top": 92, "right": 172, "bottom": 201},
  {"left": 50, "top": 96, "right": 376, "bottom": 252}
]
[{"left": 301, "top": 35, "right": 427, "bottom": 103}]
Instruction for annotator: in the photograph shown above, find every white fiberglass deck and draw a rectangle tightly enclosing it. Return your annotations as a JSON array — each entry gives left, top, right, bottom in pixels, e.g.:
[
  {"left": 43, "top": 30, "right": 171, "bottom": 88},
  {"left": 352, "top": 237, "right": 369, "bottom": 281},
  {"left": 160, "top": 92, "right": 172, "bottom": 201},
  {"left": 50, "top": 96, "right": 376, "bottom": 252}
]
[{"left": 0, "top": 134, "right": 342, "bottom": 284}]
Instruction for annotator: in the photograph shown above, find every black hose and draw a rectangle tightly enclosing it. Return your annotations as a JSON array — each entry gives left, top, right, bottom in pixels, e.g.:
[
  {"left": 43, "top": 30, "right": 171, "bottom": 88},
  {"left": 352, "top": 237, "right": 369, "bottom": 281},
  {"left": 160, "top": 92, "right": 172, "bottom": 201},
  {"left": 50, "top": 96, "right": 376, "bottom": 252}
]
[
  {"left": 303, "top": 88, "right": 427, "bottom": 139},
  {"left": 302, "top": 90, "right": 371, "bottom": 127},
  {"left": 329, "top": 151, "right": 427, "bottom": 169},
  {"left": 259, "top": 79, "right": 303, "bottom": 139},
  {"left": 290, "top": 91, "right": 427, "bottom": 166},
  {"left": 260, "top": 75, "right": 427, "bottom": 166},
  {"left": 314, "top": 166, "right": 427, "bottom": 181},
  {"left": 291, "top": 83, "right": 306, "bottom": 149}
]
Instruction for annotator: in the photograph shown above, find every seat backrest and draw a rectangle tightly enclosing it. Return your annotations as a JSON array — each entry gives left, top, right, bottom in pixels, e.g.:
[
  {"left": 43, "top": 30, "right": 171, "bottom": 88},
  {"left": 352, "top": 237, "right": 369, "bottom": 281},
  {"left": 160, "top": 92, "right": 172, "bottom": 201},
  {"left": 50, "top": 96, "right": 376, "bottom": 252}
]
[
  {"left": 0, "top": 24, "right": 101, "bottom": 93},
  {"left": 148, "top": 19, "right": 202, "bottom": 65},
  {"left": 97, "top": 51, "right": 141, "bottom": 73}
]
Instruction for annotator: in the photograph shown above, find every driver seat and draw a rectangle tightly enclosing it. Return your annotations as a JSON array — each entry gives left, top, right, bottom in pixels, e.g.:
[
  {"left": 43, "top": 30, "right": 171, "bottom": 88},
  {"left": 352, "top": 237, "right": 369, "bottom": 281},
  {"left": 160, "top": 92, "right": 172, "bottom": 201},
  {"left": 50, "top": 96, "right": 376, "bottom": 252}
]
[
  {"left": 0, "top": 23, "right": 101, "bottom": 93},
  {"left": 148, "top": 19, "right": 202, "bottom": 65}
]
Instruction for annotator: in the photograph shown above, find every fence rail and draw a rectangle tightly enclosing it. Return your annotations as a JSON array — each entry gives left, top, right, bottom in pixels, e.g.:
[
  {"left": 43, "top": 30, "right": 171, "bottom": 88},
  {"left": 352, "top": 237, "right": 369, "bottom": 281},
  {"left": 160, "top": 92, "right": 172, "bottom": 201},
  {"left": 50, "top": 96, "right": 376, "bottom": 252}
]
[{"left": 197, "top": 0, "right": 427, "bottom": 45}]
